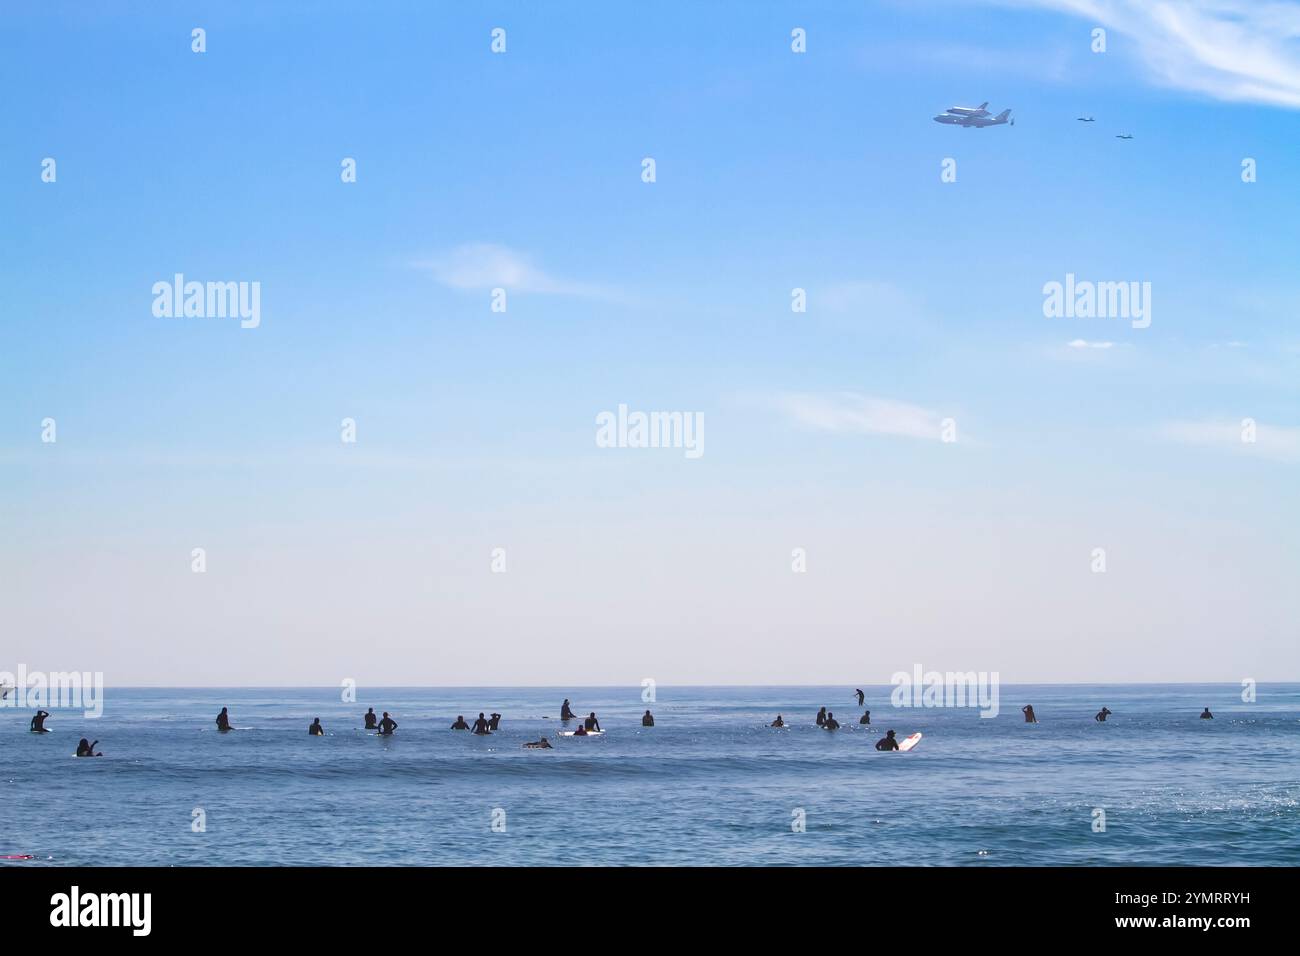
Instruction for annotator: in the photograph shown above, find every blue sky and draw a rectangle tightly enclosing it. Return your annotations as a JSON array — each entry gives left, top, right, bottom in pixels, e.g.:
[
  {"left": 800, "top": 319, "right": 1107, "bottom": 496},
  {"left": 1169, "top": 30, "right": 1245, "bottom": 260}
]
[{"left": 2, "top": 1, "right": 1297, "bottom": 684}]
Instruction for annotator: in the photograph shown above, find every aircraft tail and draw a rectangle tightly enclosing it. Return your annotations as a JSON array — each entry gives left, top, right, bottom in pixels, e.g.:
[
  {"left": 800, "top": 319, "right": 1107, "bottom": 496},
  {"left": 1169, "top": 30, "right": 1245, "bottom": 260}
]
[
  {"left": 994, "top": 109, "right": 1011, "bottom": 122},
  {"left": 978, "top": 102, "right": 989, "bottom": 110}
]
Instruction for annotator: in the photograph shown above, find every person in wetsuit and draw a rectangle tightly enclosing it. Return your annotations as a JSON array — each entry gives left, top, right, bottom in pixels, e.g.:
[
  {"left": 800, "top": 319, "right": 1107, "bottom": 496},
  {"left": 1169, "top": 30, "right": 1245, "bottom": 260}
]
[
  {"left": 378, "top": 712, "right": 398, "bottom": 735},
  {"left": 816, "top": 707, "right": 827, "bottom": 727},
  {"left": 1200, "top": 707, "right": 1214, "bottom": 719},
  {"left": 641, "top": 710, "right": 654, "bottom": 727},
  {"left": 875, "top": 730, "right": 900, "bottom": 751},
  {"left": 309, "top": 718, "right": 324, "bottom": 736},
  {"left": 572, "top": 725, "right": 588, "bottom": 736},
  {"left": 1022, "top": 705, "right": 1038, "bottom": 724},
  {"left": 770, "top": 715, "right": 785, "bottom": 727},
  {"left": 1094, "top": 707, "right": 1112, "bottom": 722},
  {"left": 823, "top": 712, "right": 841, "bottom": 730},
  {"left": 75, "top": 738, "right": 101, "bottom": 757},
  {"left": 561, "top": 699, "right": 576, "bottom": 721},
  {"left": 215, "top": 708, "right": 232, "bottom": 731},
  {"left": 472, "top": 713, "right": 492, "bottom": 735},
  {"left": 584, "top": 712, "right": 601, "bottom": 732},
  {"left": 859, "top": 710, "right": 871, "bottom": 725},
  {"left": 30, "top": 710, "right": 50, "bottom": 733},
  {"left": 364, "top": 708, "right": 378, "bottom": 730},
  {"left": 524, "top": 737, "right": 553, "bottom": 749},
  {"left": 488, "top": 713, "right": 501, "bottom": 731},
  {"left": 450, "top": 715, "right": 471, "bottom": 730},
  {"left": 855, "top": 689, "right": 865, "bottom": 706}
]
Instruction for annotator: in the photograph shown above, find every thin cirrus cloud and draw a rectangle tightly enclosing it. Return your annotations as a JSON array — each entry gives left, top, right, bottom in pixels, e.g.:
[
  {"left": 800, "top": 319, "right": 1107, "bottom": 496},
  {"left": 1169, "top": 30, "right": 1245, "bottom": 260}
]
[
  {"left": 770, "top": 391, "right": 952, "bottom": 442},
  {"left": 414, "top": 242, "right": 611, "bottom": 298},
  {"left": 1067, "top": 338, "right": 1115, "bottom": 349},
  {"left": 1159, "top": 418, "right": 1300, "bottom": 462},
  {"left": 1012, "top": 0, "right": 1300, "bottom": 109}
]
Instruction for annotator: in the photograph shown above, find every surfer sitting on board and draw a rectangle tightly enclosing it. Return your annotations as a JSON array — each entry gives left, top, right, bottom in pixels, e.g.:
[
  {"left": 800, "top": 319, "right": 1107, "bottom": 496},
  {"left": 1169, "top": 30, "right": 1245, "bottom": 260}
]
[
  {"left": 450, "top": 715, "right": 471, "bottom": 730},
  {"left": 215, "top": 708, "right": 232, "bottom": 731},
  {"left": 309, "top": 718, "right": 324, "bottom": 736},
  {"left": 75, "top": 738, "right": 102, "bottom": 757},
  {"left": 572, "top": 725, "right": 588, "bottom": 736},
  {"left": 472, "top": 713, "right": 492, "bottom": 735},
  {"left": 561, "top": 699, "right": 576, "bottom": 721},
  {"left": 823, "top": 712, "right": 841, "bottom": 730},
  {"left": 1021, "top": 705, "right": 1038, "bottom": 724},
  {"left": 816, "top": 707, "right": 827, "bottom": 727},
  {"left": 30, "top": 710, "right": 50, "bottom": 733},
  {"left": 770, "top": 715, "right": 785, "bottom": 727},
  {"left": 378, "top": 712, "right": 398, "bottom": 736},
  {"left": 1094, "top": 707, "right": 1112, "bottom": 723},
  {"left": 642, "top": 710, "right": 654, "bottom": 727},
  {"left": 364, "top": 708, "right": 378, "bottom": 730},
  {"left": 875, "top": 730, "right": 900, "bottom": 751},
  {"left": 524, "top": 737, "right": 553, "bottom": 749},
  {"left": 1200, "top": 707, "right": 1214, "bottom": 720},
  {"left": 584, "top": 712, "right": 601, "bottom": 732},
  {"left": 859, "top": 711, "right": 870, "bottom": 725},
  {"left": 488, "top": 713, "right": 501, "bottom": 731}
]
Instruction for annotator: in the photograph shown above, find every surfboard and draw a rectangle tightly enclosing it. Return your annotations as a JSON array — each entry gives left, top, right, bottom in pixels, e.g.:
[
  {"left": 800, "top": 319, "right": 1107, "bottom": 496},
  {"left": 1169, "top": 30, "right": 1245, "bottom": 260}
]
[
  {"left": 1, "top": 855, "right": 35, "bottom": 861},
  {"left": 898, "top": 732, "right": 922, "bottom": 752},
  {"left": 558, "top": 730, "right": 605, "bottom": 737}
]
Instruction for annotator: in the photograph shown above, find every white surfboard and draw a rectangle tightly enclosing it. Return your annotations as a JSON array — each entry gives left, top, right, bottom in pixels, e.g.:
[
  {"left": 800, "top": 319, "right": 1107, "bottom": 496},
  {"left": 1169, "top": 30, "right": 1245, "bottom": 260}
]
[
  {"left": 558, "top": 730, "right": 605, "bottom": 737},
  {"left": 897, "top": 732, "right": 922, "bottom": 752}
]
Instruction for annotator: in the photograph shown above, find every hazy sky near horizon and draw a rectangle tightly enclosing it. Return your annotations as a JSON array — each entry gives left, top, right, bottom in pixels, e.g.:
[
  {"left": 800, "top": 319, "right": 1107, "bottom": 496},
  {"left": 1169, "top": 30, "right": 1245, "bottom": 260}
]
[{"left": 2, "top": 1, "right": 1297, "bottom": 686}]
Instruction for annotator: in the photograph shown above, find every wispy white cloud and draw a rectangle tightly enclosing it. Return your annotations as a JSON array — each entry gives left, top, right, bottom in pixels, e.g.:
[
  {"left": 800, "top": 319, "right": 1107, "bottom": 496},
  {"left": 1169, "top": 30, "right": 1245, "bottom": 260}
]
[
  {"left": 1067, "top": 338, "right": 1115, "bottom": 349},
  {"left": 415, "top": 242, "right": 609, "bottom": 298},
  {"left": 770, "top": 391, "right": 952, "bottom": 442},
  {"left": 1159, "top": 417, "right": 1300, "bottom": 462},
  {"left": 1013, "top": 0, "right": 1300, "bottom": 109}
]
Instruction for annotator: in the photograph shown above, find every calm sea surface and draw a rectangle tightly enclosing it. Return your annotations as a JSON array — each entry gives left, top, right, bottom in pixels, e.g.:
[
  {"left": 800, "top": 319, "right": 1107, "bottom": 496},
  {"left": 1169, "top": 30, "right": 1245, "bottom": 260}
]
[{"left": 3, "top": 684, "right": 1297, "bottom": 866}]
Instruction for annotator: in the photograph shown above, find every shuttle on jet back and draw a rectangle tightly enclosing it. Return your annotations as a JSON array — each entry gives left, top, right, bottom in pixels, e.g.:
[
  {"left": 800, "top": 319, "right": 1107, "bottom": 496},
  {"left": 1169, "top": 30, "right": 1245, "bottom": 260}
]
[{"left": 933, "top": 102, "right": 1013, "bottom": 128}]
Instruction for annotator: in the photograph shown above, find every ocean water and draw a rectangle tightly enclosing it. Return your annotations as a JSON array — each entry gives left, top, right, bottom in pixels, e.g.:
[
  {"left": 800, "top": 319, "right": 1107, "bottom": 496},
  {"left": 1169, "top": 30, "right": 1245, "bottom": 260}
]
[{"left": 2, "top": 684, "right": 1298, "bottom": 867}]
